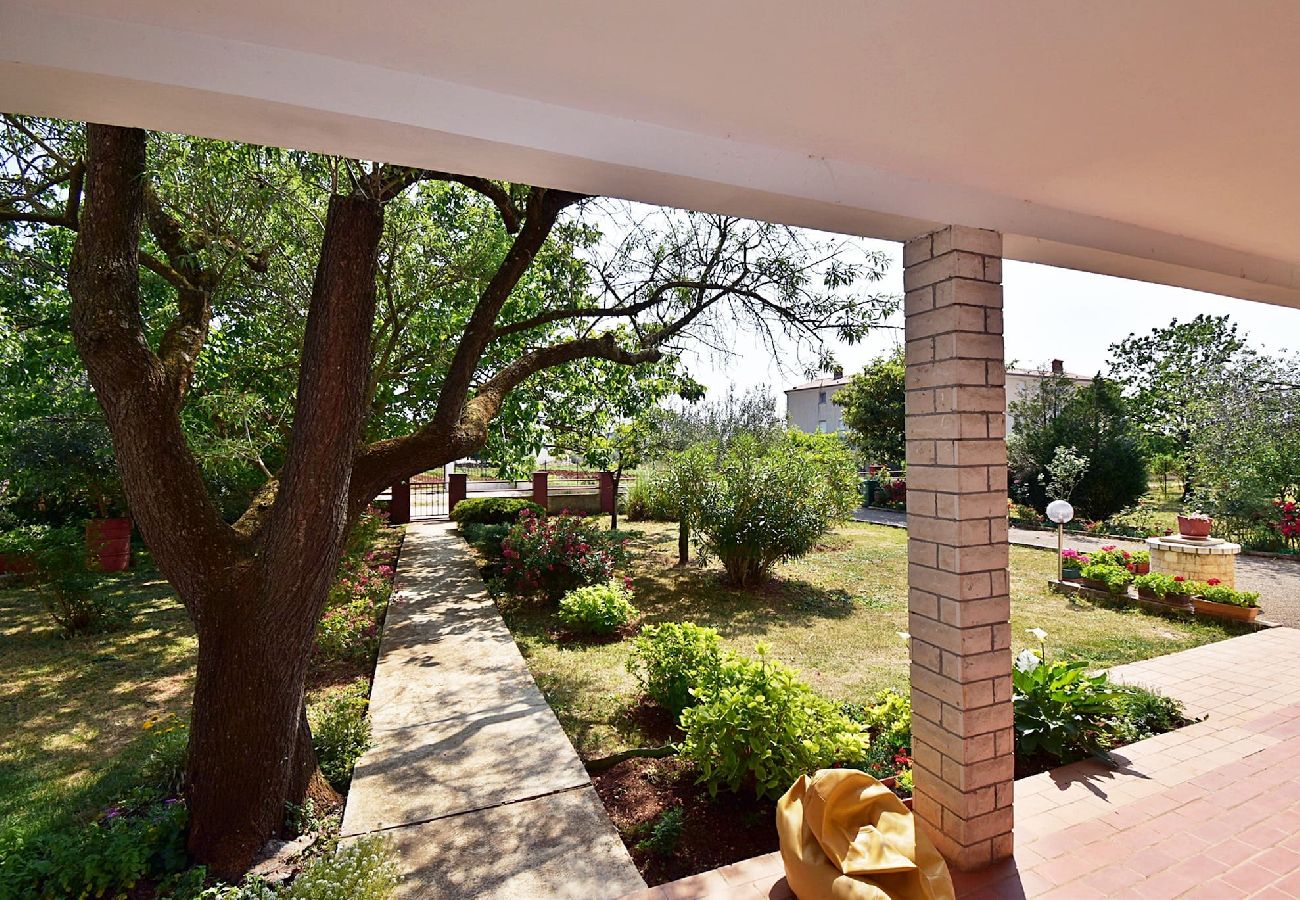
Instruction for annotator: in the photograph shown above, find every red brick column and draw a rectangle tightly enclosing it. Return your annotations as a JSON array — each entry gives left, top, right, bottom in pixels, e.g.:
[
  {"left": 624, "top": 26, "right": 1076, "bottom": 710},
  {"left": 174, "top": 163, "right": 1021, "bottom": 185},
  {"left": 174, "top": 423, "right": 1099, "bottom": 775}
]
[
  {"left": 903, "top": 225, "right": 1013, "bottom": 870},
  {"left": 389, "top": 480, "right": 411, "bottom": 525},
  {"left": 532, "top": 472, "right": 549, "bottom": 510},
  {"left": 448, "top": 473, "right": 467, "bottom": 515},
  {"left": 598, "top": 472, "right": 616, "bottom": 515}
]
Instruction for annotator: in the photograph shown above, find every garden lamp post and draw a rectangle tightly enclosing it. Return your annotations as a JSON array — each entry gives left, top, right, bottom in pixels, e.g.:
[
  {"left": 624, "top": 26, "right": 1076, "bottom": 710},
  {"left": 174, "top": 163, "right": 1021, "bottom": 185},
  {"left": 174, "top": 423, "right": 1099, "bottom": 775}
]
[{"left": 1046, "top": 500, "right": 1074, "bottom": 582}]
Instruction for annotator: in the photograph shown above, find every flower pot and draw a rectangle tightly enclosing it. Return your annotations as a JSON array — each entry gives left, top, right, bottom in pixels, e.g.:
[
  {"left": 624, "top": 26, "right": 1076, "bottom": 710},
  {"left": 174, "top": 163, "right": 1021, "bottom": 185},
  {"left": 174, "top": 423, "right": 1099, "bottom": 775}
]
[
  {"left": 1062, "top": 566, "right": 1082, "bottom": 580},
  {"left": 1191, "top": 597, "right": 1260, "bottom": 623},
  {"left": 1136, "top": 587, "right": 1192, "bottom": 610},
  {"left": 1130, "top": 562, "right": 1150, "bottom": 575},
  {"left": 86, "top": 517, "right": 132, "bottom": 572},
  {"left": 1077, "top": 578, "right": 1110, "bottom": 592},
  {"left": 1177, "top": 515, "right": 1213, "bottom": 539}
]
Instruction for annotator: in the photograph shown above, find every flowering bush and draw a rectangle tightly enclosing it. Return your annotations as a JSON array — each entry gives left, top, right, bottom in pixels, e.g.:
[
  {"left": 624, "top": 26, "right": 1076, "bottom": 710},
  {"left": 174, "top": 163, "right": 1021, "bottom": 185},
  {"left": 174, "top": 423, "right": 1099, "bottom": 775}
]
[
  {"left": 557, "top": 580, "right": 638, "bottom": 634},
  {"left": 1060, "top": 547, "right": 1090, "bottom": 569},
  {"left": 1274, "top": 500, "right": 1300, "bottom": 549},
  {"left": 314, "top": 511, "right": 397, "bottom": 665},
  {"left": 500, "top": 510, "right": 629, "bottom": 598}
]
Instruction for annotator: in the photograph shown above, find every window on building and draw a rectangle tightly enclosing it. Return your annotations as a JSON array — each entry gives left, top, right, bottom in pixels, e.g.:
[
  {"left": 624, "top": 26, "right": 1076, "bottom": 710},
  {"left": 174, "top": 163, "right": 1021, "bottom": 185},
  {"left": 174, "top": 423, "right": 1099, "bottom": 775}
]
[
  {"left": 817, "top": 420, "right": 827, "bottom": 432},
  {"left": 818, "top": 391, "right": 827, "bottom": 404}
]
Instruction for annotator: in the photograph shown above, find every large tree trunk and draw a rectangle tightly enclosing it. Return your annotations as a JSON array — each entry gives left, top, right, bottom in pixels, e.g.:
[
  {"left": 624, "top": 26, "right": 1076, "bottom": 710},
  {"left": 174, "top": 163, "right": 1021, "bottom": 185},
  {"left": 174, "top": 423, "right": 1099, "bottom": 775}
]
[{"left": 184, "top": 577, "right": 337, "bottom": 875}]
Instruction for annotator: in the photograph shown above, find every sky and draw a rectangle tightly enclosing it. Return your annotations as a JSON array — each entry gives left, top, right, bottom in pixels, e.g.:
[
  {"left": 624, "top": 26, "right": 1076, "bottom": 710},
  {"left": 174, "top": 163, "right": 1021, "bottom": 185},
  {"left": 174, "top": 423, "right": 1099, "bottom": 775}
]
[{"left": 679, "top": 236, "right": 1300, "bottom": 412}]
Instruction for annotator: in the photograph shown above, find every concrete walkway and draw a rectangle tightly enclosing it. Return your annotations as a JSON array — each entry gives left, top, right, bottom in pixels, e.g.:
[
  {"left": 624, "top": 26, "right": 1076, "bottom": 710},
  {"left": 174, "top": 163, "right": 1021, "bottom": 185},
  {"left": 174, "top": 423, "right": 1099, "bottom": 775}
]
[
  {"left": 631, "top": 628, "right": 1300, "bottom": 899},
  {"left": 342, "top": 522, "right": 644, "bottom": 899},
  {"left": 854, "top": 507, "right": 1300, "bottom": 627}
]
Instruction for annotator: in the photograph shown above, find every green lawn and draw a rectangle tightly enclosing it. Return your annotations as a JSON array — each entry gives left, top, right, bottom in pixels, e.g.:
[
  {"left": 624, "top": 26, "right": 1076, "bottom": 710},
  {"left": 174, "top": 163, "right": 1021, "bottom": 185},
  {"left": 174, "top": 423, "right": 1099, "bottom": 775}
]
[
  {"left": 499, "top": 520, "right": 1242, "bottom": 760},
  {"left": 0, "top": 565, "right": 195, "bottom": 842}
]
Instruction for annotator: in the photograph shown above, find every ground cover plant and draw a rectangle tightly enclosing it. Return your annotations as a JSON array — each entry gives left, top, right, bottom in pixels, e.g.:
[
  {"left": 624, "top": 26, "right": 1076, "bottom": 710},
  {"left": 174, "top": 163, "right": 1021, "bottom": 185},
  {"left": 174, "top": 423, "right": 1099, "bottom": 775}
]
[
  {"left": 466, "top": 520, "right": 1240, "bottom": 884},
  {"left": 0, "top": 520, "right": 402, "bottom": 897}
]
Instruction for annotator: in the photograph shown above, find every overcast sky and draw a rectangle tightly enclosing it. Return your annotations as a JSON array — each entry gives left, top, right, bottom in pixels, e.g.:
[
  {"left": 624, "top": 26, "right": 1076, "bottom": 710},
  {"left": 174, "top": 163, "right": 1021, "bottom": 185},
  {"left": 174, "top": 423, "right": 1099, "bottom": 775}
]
[{"left": 679, "top": 236, "right": 1300, "bottom": 412}]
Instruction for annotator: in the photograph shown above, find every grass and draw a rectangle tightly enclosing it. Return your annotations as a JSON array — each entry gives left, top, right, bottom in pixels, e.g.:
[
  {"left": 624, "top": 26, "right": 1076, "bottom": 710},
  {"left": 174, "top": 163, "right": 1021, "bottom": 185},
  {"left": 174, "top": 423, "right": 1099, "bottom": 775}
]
[
  {"left": 0, "top": 562, "right": 195, "bottom": 842},
  {"left": 496, "top": 520, "right": 1243, "bottom": 760}
]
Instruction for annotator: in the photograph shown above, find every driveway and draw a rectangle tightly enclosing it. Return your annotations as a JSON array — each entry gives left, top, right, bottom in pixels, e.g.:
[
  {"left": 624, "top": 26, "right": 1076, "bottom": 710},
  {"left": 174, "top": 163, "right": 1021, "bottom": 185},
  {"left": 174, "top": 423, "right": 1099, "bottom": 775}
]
[{"left": 853, "top": 507, "right": 1300, "bottom": 627}]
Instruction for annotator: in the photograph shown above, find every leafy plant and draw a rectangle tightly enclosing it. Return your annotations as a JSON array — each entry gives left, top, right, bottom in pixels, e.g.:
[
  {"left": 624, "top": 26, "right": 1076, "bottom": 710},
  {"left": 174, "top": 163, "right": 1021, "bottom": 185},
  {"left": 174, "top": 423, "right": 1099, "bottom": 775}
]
[
  {"left": 450, "top": 497, "right": 544, "bottom": 526},
  {"left": 557, "top": 579, "right": 637, "bottom": 635},
  {"left": 1042, "top": 445, "right": 1089, "bottom": 502},
  {"left": 24, "top": 525, "right": 124, "bottom": 636},
  {"left": 1191, "top": 582, "right": 1260, "bottom": 608},
  {"left": 635, "top": 806, "right": 684, "bottom": 857},
  {"left": 1133, "top": 572, "right": 1187, "bottom": 599},
  {"left": 627, "top": 622, "right": 724, "bottom": 717},
  {"left": 680, "top": 646, "right": 868, "bottom": 799},
  {"left": 500, "top": 510, "right": 629, "bottom": 598},
  {"left": 308, "top": 680, "right": 372, "bottom": 793},
  {"left": 276, "top": 835, "right": 400, "bottom": 900},
  {"left": 695, "top": 432, "right": 859, "bottom": 586},
  {"left": 1110, "top": 687, "right": 1192, "bottom": 745},
  {"left": 1079, "top": 562, "right": 1133, "bottom": 595},
  {"left": 842, "top": 691, "right": 911, "bottom": 754},
  {"left": 1012, "top": 645, "right": 1124, "bottom": 763}
]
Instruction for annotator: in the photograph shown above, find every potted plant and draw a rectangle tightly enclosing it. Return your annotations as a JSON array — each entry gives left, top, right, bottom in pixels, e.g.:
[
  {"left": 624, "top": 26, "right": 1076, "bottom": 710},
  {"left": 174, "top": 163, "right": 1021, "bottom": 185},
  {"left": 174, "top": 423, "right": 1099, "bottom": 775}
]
[
  {"left": 1127, "top": 550, "right": 1150, "bottom": 575},
  {"left": 1189, "top": 580, "right": 1261, "bottom": 623},
  {"left": 1079, "top": 562, "right": 1132, "bottom": 595},
  {"left": 1133, "top": 572, "right": 1193, "bottom": 610},
  {"left": 1060, "top": 548, "right": 1089, "bottom": 580},
  {"left": 1177, "top": 512, "right": 1213, "bottom": 539}
]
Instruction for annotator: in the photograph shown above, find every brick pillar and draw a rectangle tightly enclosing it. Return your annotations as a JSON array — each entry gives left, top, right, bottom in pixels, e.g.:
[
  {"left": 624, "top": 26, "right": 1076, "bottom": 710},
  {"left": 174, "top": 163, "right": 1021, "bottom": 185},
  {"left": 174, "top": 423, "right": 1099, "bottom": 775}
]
[
  {"left": 532, "top": 472, "right": 549, "bottom": 511},
  {"left": 448, "top": 473, "right": 467, "bottom": 515},
  {"left": 902, "top": 225, "right": 1013, "bottom": 870},
  {"left": 598, "top": 472, "right": 616, "bottom": 515},
  {"left": 389, "top": 481, "right": 411, "bottom": 525}
]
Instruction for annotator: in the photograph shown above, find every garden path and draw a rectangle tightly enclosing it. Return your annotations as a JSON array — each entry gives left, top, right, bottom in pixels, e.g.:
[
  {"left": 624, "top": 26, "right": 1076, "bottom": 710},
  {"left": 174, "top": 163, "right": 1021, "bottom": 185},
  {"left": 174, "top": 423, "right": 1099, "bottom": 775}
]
[
  {"left": 854, "top": 507, "right": 1300, "bottom": 627},
  {"left": 340, "top": 521, "right": 644, "bottom": 899},
  {"left": 628, "top": 627, "right": 1300, "bottom": 899}
]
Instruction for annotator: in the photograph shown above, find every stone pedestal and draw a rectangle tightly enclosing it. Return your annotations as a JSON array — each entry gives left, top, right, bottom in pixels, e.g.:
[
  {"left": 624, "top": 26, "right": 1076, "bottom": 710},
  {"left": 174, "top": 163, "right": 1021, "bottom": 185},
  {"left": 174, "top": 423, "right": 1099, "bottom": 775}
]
[{"left": 1146, "top": 536, "right": 1242, "bottom": 587}]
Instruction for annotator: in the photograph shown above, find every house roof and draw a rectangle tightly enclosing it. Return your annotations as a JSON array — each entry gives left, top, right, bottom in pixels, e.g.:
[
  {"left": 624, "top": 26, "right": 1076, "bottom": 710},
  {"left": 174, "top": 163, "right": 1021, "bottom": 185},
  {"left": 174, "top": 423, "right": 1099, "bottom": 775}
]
[
  {"left": 785, "top": 377, "right": 852, "bottom": 393},
  {"left": 1005, "top": 367, "right": 1094, "bottom": 383}
]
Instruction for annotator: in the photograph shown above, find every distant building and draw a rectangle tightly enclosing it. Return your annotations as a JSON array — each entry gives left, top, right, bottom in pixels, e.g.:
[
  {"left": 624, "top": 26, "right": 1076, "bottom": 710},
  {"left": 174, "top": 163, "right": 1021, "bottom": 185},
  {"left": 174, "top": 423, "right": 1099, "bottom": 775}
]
[
  {"left": 1005, "top": 359, "right": 1093, "bottom": 432},
  {"left": 784, "top": 370, "right": 851, "bottom": 433},
  {"left": 784, "top": 359, "right": 1093, "bottom": 436}
]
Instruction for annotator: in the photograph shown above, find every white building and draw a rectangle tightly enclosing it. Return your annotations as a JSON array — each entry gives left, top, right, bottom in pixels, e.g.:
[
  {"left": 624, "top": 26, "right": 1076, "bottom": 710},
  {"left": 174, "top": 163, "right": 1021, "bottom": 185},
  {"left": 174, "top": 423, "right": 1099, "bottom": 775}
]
[
  {"left": 784, "top": 374, "right": 850, "bottom": 433},
  {"left": 786, "top": 359, "right": 1092, "bottom": 436}
]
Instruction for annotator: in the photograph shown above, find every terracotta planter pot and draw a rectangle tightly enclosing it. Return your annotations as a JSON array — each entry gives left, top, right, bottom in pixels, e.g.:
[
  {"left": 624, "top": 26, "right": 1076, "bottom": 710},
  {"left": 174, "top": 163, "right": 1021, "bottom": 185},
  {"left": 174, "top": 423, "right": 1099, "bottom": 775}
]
[
  {"left": 1191, "top": 597, "right": 1260, "bottom": 623},
  {"left": 1136, "top": 587, "right": 1193, "bottom": 610},
  {"left": 1177, "top": 515, "right": 1213, "bottom": 539},
  {"left": 86, "top": 517, "right": 132, "bottom": 572},
  {"left": 1130, "top": 562, "right": 1151, "bottom": 575},
  {"left": 879, "top": 775, "right": 913, "bottom": 811}
]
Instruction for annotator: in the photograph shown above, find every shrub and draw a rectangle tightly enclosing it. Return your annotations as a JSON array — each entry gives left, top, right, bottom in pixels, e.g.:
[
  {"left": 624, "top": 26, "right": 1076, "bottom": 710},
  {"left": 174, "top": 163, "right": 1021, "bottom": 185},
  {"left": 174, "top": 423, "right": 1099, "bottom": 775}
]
[
  {"left": 308, "top": 680, "right": 372, "bottom": 792},
  {"left": 314, "top": 533, "right": 396, "bottom": 665},
  {"left": 557, "top": 580, "right": 637, "bottom": 635},
  {"left": 680, "top": 646, "right": 868, "bottom": 799},
  {"left": 277, "top": 835, "right": 400, "bottom": 900},
  {"left": 25, "top": 525, "right": 123, "bottom": 636},
  {"left": 450, "top": 497, "right": 543, "bottom": 526},
  {"left": 635, "top": 806, "right": 684, "bottom": 857},
  {"left": 459, "top": 522, "right": 509, "bottom": 555},
  {"left": 624, "top": 470, "right": 679, "bottom": 522},
  {"left": 0, "top": 801, "right": 189, "bottom": 899},
  {"left": 138, "top": 717, "right": 190, "bottom": 801},
  {"left": 627, "top": 622, "right": 724, "bottom": 717},
  {"left": 695, "top": 432, "right": 859, "bottom": 586},
  {"left": 500, "top": 511, "right": 629, "bottom": 598},
  {"left": 1012, "top": 647, "right": 1124, "bottom": 763},
  {"left": 1079, "top": 562, "right": 1133, "bottom": 594},
  {"left": 842, "top": 691, "right": 911, "bottom": 754},
  {"left": 1110, "top": 687, "right": 1191, "bottom": 745}
]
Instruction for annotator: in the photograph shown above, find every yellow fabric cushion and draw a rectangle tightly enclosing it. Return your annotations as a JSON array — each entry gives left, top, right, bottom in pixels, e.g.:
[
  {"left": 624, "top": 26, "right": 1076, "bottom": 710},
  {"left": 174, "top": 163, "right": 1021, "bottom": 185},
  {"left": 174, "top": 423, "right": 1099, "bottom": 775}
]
[{"left": 776, "top": 769, "right": 955, "bottom": 900}]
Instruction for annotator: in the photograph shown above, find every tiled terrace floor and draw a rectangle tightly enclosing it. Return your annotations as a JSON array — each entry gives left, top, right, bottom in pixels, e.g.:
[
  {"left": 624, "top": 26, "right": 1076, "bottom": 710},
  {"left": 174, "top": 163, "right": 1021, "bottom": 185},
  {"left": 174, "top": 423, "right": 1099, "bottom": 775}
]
[{"left": 626, "top": 627, "right": 1300, "bottom": 899}]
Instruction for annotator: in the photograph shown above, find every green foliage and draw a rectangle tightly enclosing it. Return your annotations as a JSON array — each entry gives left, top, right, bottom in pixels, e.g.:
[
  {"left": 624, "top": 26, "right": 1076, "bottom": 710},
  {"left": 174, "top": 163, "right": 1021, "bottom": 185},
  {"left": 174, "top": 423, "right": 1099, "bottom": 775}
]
[
  {"left": 1133, "top": 572, "right": 1188, "bottom": 598},
  {"left": 833, "top": 347, "right": 906, "bottom": 467},
  {"left": 18, "top": 524, "right": 125, "bottom": 637},
  {"left": 1012, "top": 649, "right": 1124, "bottom": 763},
  {"left": 557, "top": 580, "right": 638, "bottom": 635},
  {"left": 314, "top": 520, "right": 396, "bottom": 665},
  {"left": 308, "top": 681, "right": 372, "bottom": 793},
  {"left": 627, "top": 622, "right": 724, "bottom": 717},
  {"left": 625, "top": 469, "right": 680, "bottom": 522},
  {"left": 275, "top": 836, "right": 400, "bottom": 900},
  {"left": 842, "top": 691, "right": 911, "bottom": 753},
  {"left": 1044, "top": 446, "right": 1089, "bottom": 502},
  {"left": 1079, "top": 563, "right": 1133, "bottom": 595},
  {"left": 680, "top": 647, "right": 868, "bottom": 799},
  {"left": 459, "top": 522, "right": 510, "bottom": 555},
  {"left": 1009, "top": 375, "right": 1148, "bottom": 519},
  {"left": 1110, "top": 687, "right": 1191, "bottom": 746},
  {"left": 0, "top": 801, "right": 190, "bottom": 899},
  {"left": 450, "top": 497, "right": 544, "bottom": 526},
  {"left": 635, "top": 806, "right": 684, "bottom": 857},
  {"left": 1193, "top": 583, "right": 1260, "bottom": 608},
  {"left": 501, "top": 511, "right": 630, "bottom": 598},
  {"left": 695, "top": 431, "right": 859, "bottom": 586}
]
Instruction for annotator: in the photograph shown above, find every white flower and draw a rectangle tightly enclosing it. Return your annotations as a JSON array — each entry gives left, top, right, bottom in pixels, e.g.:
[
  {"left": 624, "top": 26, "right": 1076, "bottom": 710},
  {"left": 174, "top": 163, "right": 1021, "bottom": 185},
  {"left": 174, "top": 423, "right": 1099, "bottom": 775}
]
[
  {"left": 1015, "top": 649, "right": 1041, "bottom": 673},
  {"left": 1027, "top": 627, "right": 1048, "bottom": 642}
]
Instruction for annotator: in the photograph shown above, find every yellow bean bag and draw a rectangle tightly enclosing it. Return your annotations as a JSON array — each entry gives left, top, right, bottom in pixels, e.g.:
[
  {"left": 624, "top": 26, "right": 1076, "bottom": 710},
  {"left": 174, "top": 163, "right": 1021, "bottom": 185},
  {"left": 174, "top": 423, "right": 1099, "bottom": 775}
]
[{"left": 776, "top": 769, "right": 955, "bottom": 900}]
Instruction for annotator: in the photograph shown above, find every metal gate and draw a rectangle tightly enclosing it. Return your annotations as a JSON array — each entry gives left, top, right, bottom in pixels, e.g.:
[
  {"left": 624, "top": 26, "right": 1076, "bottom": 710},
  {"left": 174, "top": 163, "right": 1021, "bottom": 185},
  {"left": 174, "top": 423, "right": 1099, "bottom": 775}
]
[{"left": 410, "top": 470, "right": 449, "bottom": 519}]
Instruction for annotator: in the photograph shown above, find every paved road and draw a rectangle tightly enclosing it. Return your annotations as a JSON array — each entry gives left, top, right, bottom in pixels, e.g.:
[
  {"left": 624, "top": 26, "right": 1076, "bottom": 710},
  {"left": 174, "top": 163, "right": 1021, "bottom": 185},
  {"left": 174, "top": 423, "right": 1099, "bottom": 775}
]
[{"left": 853, "top": 507, "right": 1300, "bottom": 627}]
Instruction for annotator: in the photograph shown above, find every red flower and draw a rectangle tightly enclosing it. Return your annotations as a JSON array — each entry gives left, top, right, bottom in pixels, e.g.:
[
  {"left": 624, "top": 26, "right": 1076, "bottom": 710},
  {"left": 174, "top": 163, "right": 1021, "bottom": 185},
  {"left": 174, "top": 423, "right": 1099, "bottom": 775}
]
[
  {"left": 1173, "top": 576, "right": 1185, "bottom": 582},
  {"left": 1207, "top": 578, "right": 1222, "bottom": 586}
]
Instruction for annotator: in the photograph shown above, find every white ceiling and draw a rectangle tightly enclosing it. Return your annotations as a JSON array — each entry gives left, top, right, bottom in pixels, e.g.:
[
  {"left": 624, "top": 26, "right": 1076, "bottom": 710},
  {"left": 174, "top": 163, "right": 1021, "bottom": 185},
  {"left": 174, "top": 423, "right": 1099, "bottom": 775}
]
[{"left": 3, "top": 0, "right": 1300, "bottom": 307}]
